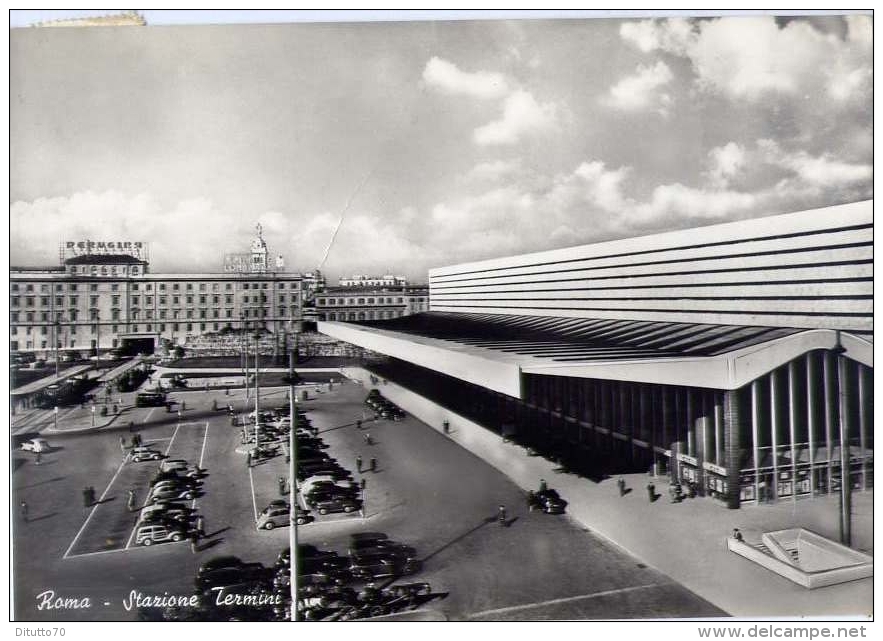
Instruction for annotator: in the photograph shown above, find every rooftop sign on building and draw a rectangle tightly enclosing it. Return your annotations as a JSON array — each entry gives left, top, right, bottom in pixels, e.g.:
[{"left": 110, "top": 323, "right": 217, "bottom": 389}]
[{"left": 61, "top": 240, "right": 149, "bottom": 262}]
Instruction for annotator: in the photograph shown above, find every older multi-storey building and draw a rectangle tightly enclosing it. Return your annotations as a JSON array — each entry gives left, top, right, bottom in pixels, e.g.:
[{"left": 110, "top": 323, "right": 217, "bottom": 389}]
[
  {"left": 10, "top": 231, "right": 303, "bottom": 358},
  {"left": 337, "top": 274, "right": 408, "bottom": 288},
  {"left": 315, "top": 285, "right": 428, "bottom": 322}
]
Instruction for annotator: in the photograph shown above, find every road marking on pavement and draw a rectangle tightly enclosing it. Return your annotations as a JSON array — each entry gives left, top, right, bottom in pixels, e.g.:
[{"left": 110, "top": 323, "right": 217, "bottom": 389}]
[
  {"left": 466, "top": 583, "right": 661, "bottom": 619},
  {"left": 142, "top": 407, "right": 156, "bottom": 424},
  {"left": 192, "top": 421, "right": 210, "bottom": 510},
  {"left": 63, "top": 455, "right": 129, "bottom": 560},
  {"left": 248, "top": 466, "right": 259, "bottom": 523}
]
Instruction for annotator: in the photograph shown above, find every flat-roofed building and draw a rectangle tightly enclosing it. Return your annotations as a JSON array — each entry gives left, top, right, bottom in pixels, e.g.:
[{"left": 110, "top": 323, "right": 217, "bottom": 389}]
[{"left": 320, "top": 200, "right": 873, "bottom": 508}]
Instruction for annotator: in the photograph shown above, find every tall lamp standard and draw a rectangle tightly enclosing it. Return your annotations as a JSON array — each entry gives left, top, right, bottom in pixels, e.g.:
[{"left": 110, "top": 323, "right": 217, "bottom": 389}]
[
  {"left": 288, "top": 329, "right": 298, "bottom": 621},
  {"left": 253, "top": 331, "right": 262, "bottom": 449},
  {"left": 53, "top": 320, "right": 61, "bottom": 379}
]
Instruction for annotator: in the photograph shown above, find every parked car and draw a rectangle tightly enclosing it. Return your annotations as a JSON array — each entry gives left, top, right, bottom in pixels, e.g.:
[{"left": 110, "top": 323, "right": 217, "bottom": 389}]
[
  {"left": 148, "top": 485, "right": 196, "bottom": 503},
  {"left": 20, "top": 438, "right": 50, "bottom": 453},
  {"left": 194, "top": 566, "right": 271, "bottom": 593},
  {"left": 300, "top": 478, "right": 358, "bottom": 496},
  {"left": 130, "top": 447, "right": 163, "bottom": 462},
  {"left": 135, "top": 523, "right": 187, "bottom": 546},
  {"left": 304, "top": 485, "right": 360, "bottom": 505},
  {"left": 140, "top": 502, "right": 194, "bottom": 523},
  {"left": 536, "top": 489, "right": 568, "bottom": 514},
  {"left": 349, "top": 552, "right": 421, "bottom": 579},
  {"left": 151, "top": 479, "right": 200, "bottom": 494},
  {"left": 311, "top": 496, "right": 362, "bottom": 515},
  {"left": 135, "top": 392, "right": 167, "bottom": 407},
  {"left": 257, "top": 503, "right": 290, "bottom": 530}
]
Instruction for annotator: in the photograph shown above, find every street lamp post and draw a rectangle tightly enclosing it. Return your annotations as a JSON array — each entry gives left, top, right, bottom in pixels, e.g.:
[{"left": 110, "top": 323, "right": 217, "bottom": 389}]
[
  {"left": 253, "top": 332, "right": 261, "bottom": 449},
  {"left": 288, "top": 346, "right": 299, "bottom": 621},
  {"left": 54, "top": 321, "right": 61, "bottom": 379}
]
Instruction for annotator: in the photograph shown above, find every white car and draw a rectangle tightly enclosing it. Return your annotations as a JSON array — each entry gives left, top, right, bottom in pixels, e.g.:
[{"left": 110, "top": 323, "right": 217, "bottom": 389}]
[
  {"left": 131, "top": 447, "right": 163, "bottom": 462},
  {"left": 21, "top": 438, "right": 49, "bottom": 453}
]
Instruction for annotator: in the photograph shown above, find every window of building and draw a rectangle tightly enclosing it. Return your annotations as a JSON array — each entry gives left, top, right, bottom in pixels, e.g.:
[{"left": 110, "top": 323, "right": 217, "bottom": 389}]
[
  {"left": 131, "top": 266, "right": 140, "bottom": 275},
  {"left": 112, "top": 310, "right": 120, "bottom": 321},
  {"left": 112, "top": 295, "right": 120, "bottom": 306},
  {"left": 146, "top": 324, "right": 152, "bottom": 331},
  {"left": 11, "top": 284, "right": 19, "bottom": 292},
  {"left": 159, "top": 296, "right": 167, "bottom": 306},
  {"left": 173, "top": 323, "right": 179, "bottom": 331},
  {"left": 358, "top": 298, "right": 365, "bottom": 304},
  {"left": 186, "top": 323, "right": 193, "bottom": 331},
  {"left": 173, "top": 283, "right": 180, "bottom": 291},
  {"left": 398, "top": 298, "right": 404, "bottom": 303},
  {"left": 213, "top": 323, "right": 219, "bottom": 331},
  {"left": 40, "top": 340, "right": 47, "bottom": 349},
  {"left": 213, "top": 296, "right": 219, "bottom": 305},
  {"left": 186, "top": 310, "right": 193, "bottom": 319},
  {"left": 146, "top": 283, "right": 153, "bottom": 291},
  {"left": 101, "top": 266, "right": 108, "bottom": 275},
  {"left": 146, "top": 310, "right": 154, "bottom": 320},
  {"left": 90, "top": 296, "right": 98, "bottom": 307},
  {"left": 225, "top": 310, "right": 232, "bottom": 318},
  {"left": 199, "top": 295, "right": 206, "bottom": 304},
  {"left": 10, "top": 341, "right": 18, "bottom": 351},
  {"left": 159, "top": 310, "right": 167, "bottom": 320},
  {"left": 225, "top": 283, "right": 232, "bottom": 291},
  {"left": 91, "top": 266, "right": 98, "bottom": 275},
  {"left": 225, "top": 295, "right": 233, "bottom": 305},
  {"left": 132, "top": 296, "right": 140, "bottom": 306},
  {"left": 26, "top": 312, "right": 34, "bottom": 322},
  {"left": 132, "top": 325, "right": 138, "bottom": 332},
  {"left": 173, "top": 296, "right": 180, "bottom": 305},
  {"left": 56, "top": 284, "right": 63, "bottom": 292},
  {"left": 70, "top": 325, "right": 77, "bottom": 334},
  {"left": 199, "top": 310, "right": 206, "bottom": 319},
  {"left": 91, "top": 324, "right": 98, "bottom": 334},
  {"left": 318, "top": 298, "right": 326, "bottom": 305},
  {"left": 146, "top": 296, "right": 153, "bottom": 306},
  {"left": 186, "top": 283, "right": 193, "bottom": 291},
  {"left": 69, "top": 284, "right": 77, "bottom": 292},
  {"left": 132, "top": 283, "right": 139, "bottom": 291},
  {"left": 199, "top": 283, "right": 206, "bottom": 292},
  {"left": 243, "top": 295, "right": 249, "bottom": 303},
  {"left": 41, "top": 312, "right": 48, "bottom": 321},
  {"left": 132, "top": 310, "right": 140, "bottom": 320},
  {"left": 69, "top": 310, "right": 78, "bottom": 321},
  {"left": 90, "top": 284, "right": 98, "bottom": 292},
  {"left": 278, "top": 307, "right": 285, "bottom": 317},
  {"left": 10, "top": 312, "right": 19, "bottom": 323},
  {"left": 243, "top": 283, "right": 249, "bottom": 290},
  {"left": 186, "top": 295, "right": 193, "bottom": 304},
  {"left": 111, "top": 283, "right": 119, "bottom": 292},
  {"left": 11, "top": 297, "right": 20, "bottom": 307},
  {"left": 159, "top": 283, "right": 166, "bottom": 291},
  {"left": 40, "top": 296, "right": 48, "bottom": 307},
  {"left": 212, "top": 310, "right": 219, "bottom": 318},
  {"left": 112, "top": 339, "right": 118, "bottom": 348},
  {"left": 25, "top": 284, "right": 34, "bottom": 292},
  {"left": 26, "top": 297, "right": 35, "bottom": 307},
  {"left": 212, "top": 283, "right": 219, "bottom": 292},
  {"left": 200, "top": 323, "right": 206, "bottom": 331},
  {"left": 90, "top": 310, "right": 98, "bottom": 321},
  {"left": 367, "top": 298, "right": 374, "bottom": 304},
  {"left": 160, "top": 323, "right": 166, "bottom": 332}
]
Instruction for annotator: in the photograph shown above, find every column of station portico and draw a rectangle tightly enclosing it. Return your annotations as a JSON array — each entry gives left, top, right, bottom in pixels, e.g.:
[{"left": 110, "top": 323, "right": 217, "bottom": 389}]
[{"left": 484, "top": 350, "right": 871, "bottom": 514}]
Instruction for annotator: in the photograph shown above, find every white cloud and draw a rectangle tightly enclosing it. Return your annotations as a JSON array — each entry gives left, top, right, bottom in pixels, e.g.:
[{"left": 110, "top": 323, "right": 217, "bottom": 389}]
[
  {"left": 619, "top": 18, "right": 695, "bottom": 55},
  {"left": 706, "top": 142, "right": 746, "bottom": 188},
  {"left": 473, "top": 89, "right": 558, "bottom": 146},
  {"left": 466, "top": 158, "right": 523, "bottom": 182},
  {"left": 620, "top": 16, "right": 873, "bottom": 102},
  {"left": 758, "top": 139, "right": 872, "bottom": 188},
  {"left": 422, "top": 56, "right": 509, "bottom": 100},
  {"left": 605, "top": 61, "right": 673, "bottom": 115}
]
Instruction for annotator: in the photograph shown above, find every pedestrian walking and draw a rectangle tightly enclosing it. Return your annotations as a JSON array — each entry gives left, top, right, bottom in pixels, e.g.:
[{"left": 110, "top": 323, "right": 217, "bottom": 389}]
[
  {"left": 443, "top": 420, "right": 450, "bottom": 434},
  {"left": 35, "top": 451, "right": 42, "bottom": 465},
  {"left": 647, "top": 482, "right": 656, "bottom": 502},
  {"left": 527, "top": 490, "right": 537, "bottom": 512},
  {"left": 212, "top": 399, "right": 218, "bottom": 411},
  {"left": 356, "top": 455, "right": 363, "bottom": 473},
  {"left": 82, "top": 487, "right": 92, "bottom": 508},
  {"left": 190, "top": 532, "right": 199, "bottom": 553},
  {"left": 617, "top": 477, "right": 626, "bottom": 497},
  {"left": 497, "top": 504, "right": 507, "bottom": 527},
  {"left": 134, "top": 434, "right": 142, "bottom": 447},
  {"left": 369, "top": 457, "right": 377, "bottom": 472},
  {"left": 364, "top": 433, "right": 372, "bottom": 446},
  {"left": 246, "top": 451, "right": 253, "bottom": 468},
  {"left": 88, "top": 486, "right": 96, "bottom": 506},
  {"left": 278, "top": 476, "right": 287, "bottom": 496},
  {"left": 360, "top": 477, "right": 367, "bottom": 490},
  {"left": 181, "top": 400, "right": 186, "bottom": 411},
  {"left": 732, "top": 528, "right": 743, "bottom": 542},
  {"left": 539, "top": 478, "right": 548, "bottom": 493},
  {"left": 127, "top": 489, "right": 137, "bottom": 512},
  {"left": 196, "top": 516, "right": 205, "bottom": 539},
  {"left": 20, "top": 501, "right": 29, "bottom": 523},
  {"left": 177, "top": 409, "right": 183, "bottom": 419},
  {"left": 356, "top": 419, "right": 362, "bottom": 430},
  {"left": 119, "top": 436, "right": 126, "bottom": 452},
  {"left": 128, "top": 420, "right": 134, "bottom": 432}
]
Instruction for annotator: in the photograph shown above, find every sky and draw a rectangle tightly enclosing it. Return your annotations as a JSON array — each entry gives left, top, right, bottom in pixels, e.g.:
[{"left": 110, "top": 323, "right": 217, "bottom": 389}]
[{"left": 9, "top": 12, "right": 873, "bottom": 282}]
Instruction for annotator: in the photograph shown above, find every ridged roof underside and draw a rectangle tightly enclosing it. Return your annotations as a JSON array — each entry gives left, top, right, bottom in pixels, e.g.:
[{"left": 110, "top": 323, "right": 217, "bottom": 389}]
[{"left": 355, "top": 311, "right": 817, "bottom": 361}]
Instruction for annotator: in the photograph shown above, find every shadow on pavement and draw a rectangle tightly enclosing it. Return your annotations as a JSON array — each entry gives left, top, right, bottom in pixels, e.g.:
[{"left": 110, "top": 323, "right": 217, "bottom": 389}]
[
  {"left": 16, "top": 476, "right": 66, "bottom": 490},
  {"left": 27, "top": 511, "right": 58, "bottom": 523},
  {"left": 420, "top": 517, "right": 493, "bottom": 564}
]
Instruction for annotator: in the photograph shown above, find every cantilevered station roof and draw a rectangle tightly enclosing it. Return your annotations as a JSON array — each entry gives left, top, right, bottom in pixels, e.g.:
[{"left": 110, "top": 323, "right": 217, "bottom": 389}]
[{"left": 319, "top": 312, "right": 872, "bottom": 398}]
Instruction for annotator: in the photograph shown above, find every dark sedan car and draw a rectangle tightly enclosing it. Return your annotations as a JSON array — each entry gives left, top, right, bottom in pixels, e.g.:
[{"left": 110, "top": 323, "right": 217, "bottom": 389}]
[
  {"left": 311, "top": 496, "right": 362, "bottom": 515},
  {"left": 535, "top": 489, "right": 568, "bottom": 514},
  {"left": 349, "top": 551, "right": 421, "bottom": 580}
]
